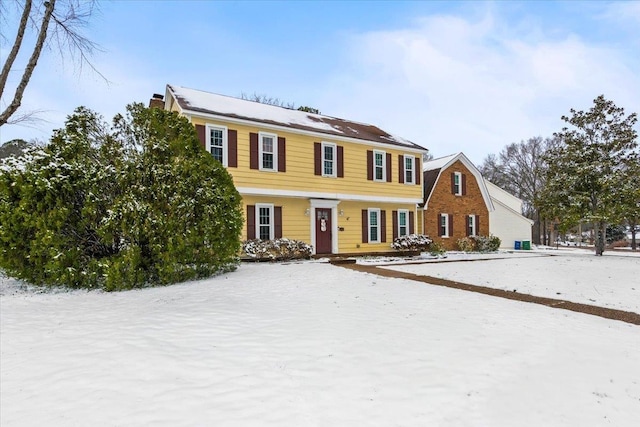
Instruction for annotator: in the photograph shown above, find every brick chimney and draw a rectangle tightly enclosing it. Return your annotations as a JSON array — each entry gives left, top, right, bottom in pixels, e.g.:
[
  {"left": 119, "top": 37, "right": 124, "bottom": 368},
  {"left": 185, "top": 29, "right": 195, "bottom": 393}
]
[{"left": 149, "top": 93, "right": 164, "bottom": 109}]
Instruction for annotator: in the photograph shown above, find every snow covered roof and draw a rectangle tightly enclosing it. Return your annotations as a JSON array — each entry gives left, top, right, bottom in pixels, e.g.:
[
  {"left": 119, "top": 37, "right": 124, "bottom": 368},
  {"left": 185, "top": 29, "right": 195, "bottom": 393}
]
[
  {"left": 166, "top": 85, "right": 425, "bottom": 150},
  {"left": 423, "top": 153, "right": 459, "bottom": 171},
  {"left": 421, "top": 152, "right": 494, "bottom": 212}
]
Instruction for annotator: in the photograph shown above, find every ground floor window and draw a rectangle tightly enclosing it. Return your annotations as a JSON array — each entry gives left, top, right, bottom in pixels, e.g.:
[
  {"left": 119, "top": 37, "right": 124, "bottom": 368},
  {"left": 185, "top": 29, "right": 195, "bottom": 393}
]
[
  {"left": 468, "top": 215, "right": 476, "bottom": 236},
  {"left": 440, "top": 213, "right": 450, "bottom": 237},
  {"left": 398, "top": 209, "right": 409, "bottom": 237},
  {"left": 256, "top": 204, "right": 274, "bottom": 240},
  {"left": 368, "top": 208, "right": 381, "bottom": 243}
]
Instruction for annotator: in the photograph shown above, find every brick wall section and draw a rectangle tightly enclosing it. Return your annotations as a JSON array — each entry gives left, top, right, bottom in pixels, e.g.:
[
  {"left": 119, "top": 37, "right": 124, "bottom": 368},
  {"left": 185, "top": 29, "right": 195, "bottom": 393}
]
[{"left": 424, "top": 160, "right": 489, "bottom": 250}]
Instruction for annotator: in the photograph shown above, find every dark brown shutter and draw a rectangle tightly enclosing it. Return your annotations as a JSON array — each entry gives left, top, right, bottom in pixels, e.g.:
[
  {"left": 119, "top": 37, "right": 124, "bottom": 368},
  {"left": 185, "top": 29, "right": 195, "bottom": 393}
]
[
  {"left": 451, "top": 172, "right": 456, "bottom": 194},
  {"left": 476, "top": 215, "right": 480, "bottom": 235},
  {"left": 392, "top": 210, "right": 398, "bottom": 239},
  {"left": 449, "top": 214, "right": 454, "bottom": 237},
  {"left": 361, "top": 210, "right": 369, "bottom": 243},
  {"left": 398, "top": 155, "right": 404, "bottom": 184},
  {"left": 415, "top": 158, "right": 421, "bottom": 185},
  {"left": 249, "top": 133, "right": 259, "bottom": 170},
  {"left": 467, "top": 215, "right": 471, "bottom": 236},
  {"left": 386, "top": 153, "right": 392, "bottom": 182},
  {"left": 314, "top": 142, "right": 322, "bottom": 175},
  {"left": 367, "top": 150, "right": 373, "bottom": 181},
  {"left": 409, "top": 211, "right": 415, "bottom": 234},
  {"left": 337, "top": 145, "right": 344, "bottom": 178},
  {"left": 228, "top": 129, "right": 238, "bottom": 167},
  {"left": 196, "top": 124, "right": 206, "bottom": 149},
  {"left": 381, "top": 210, "right": 387, "bottom": 242},
  {"left": 247, "top": 205, "right": 256, "bottom": 239},
  {"left": 274, "top": 206, "right": 283, "bottom": 238},
  {"left": 462, "top": 174, "right": 467, "bottom": 195},
  {"left": 278, "top": 137, "right": 286, "bottom": 172}
]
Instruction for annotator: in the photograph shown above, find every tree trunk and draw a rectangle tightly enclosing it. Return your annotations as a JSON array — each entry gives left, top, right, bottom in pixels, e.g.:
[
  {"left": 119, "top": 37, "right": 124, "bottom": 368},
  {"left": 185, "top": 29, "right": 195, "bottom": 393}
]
[
  {"left": 631, "top": 221, "right": 637, "bottom": 251},
  {"left": 595, "top": 221, "right": 605, "bottom": 256}
]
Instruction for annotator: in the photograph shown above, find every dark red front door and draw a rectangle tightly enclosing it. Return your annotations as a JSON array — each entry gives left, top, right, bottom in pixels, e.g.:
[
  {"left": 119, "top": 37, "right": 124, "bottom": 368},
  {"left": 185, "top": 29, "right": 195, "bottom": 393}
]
[{"left": 315, "top": 208, "right": 332, "bottom": 254}]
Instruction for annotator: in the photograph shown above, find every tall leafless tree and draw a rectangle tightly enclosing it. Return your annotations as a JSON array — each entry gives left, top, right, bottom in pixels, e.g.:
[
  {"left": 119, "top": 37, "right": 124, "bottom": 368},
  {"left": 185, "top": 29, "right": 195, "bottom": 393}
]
[
  {"left": 0, "top": 0, "right": 103, "bottom": 127},
  {"left": 478, "top": 136, "right": 559, "bottom": 244}
]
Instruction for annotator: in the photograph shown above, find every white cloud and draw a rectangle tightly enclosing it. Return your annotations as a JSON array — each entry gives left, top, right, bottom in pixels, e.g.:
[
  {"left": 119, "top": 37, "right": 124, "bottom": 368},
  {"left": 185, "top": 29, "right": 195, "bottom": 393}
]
[{"left": 320, "top": 10, "right": 640, "bottom": 165}]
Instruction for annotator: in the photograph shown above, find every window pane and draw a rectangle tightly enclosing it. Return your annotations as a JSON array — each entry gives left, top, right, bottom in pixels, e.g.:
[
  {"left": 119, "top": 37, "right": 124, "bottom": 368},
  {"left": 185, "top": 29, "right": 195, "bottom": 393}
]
[
  {"left": 263, "top": 153, "right": 273, "bottom": 169},
  {"left": 258, "top": 207, "right": 271, "bottom": 240},
  {"left": 212, "top": 146, "right": 223, "bottom": 162},
  {"left": 262, "top": 137, "right": 273, "bottom": 153},
  {"left": 324, "top": 146, "right": 334, "bottom": 175},
  {"left": 399, "top": 212, "right": 406, "bottom": 226},
  {"left": 370, "top": 226, "right": 378, "bottom": 241}
]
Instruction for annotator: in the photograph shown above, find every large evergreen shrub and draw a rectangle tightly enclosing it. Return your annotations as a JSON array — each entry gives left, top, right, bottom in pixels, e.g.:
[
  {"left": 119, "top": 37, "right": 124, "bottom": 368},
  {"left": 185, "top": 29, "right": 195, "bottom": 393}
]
[{"left": 0, "top": 104, "right": 243, "bottom": 290}]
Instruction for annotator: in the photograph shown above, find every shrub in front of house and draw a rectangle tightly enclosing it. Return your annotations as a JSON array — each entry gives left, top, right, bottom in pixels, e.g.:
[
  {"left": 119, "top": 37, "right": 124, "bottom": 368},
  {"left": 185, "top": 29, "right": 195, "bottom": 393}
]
[
  {"left": 391, "top": 234, "right": 433, "bottom": 252},
  {"left": 456, "top": 235, "right": 501, "bottom": 252},
  {"left": 427, "top": 241, "right": 447, "bottom": 256},
  {"left": 242, "top": 238, "right": 313, "bottom": 261},
  {"left": 0, "top": 104, "right": 243, "bottom": 291}
]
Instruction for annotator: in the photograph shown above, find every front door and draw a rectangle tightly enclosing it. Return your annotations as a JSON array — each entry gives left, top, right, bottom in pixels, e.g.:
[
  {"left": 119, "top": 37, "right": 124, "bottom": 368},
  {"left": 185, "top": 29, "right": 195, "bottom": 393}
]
[{"left": 315, "top": 208, "right": 332, "bottom": 254}]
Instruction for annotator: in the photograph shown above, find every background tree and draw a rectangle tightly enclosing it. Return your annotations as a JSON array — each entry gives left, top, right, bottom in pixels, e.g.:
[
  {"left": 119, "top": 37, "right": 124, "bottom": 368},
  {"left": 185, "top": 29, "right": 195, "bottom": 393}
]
[
  {"left": 0, "top": 104, "right": 243, "bottom": 290},
  {"left": 0, "top": 139, "right": 31, "bottom": 158},
  {"left": 538, "top": 95, "right": 638, "bottom": 255},
  {"left": 478, "top": 136, "right": 558, "bottom": 244},
  {"left": 0, "top": 0, "right": 102, "bottom": 126}
]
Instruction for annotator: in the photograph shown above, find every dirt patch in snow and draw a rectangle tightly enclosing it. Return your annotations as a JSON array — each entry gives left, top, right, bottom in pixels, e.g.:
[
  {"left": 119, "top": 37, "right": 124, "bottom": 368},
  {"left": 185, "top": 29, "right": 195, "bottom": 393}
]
[{"left": 338, "top": 263, "right": 640, "bottom": 325}]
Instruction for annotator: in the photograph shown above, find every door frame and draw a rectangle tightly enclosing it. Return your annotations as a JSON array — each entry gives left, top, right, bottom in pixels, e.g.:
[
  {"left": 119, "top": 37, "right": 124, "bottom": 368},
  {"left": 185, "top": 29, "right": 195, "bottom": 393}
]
[{"left": 309, "top": 199, "right": 340, "bottom": 254}]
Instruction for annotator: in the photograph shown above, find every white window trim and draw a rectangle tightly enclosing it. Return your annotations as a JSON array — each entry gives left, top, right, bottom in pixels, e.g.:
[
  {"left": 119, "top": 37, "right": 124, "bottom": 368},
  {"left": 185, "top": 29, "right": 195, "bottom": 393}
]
[
  {"left": 468, "top": 214, "right": 476, "bottom": 236},
  {"left": 255, "top": 203, "right": 274, "bottom": 240},
  {"left": 368, "top": 208, "right": 381, "bottom": 243},
  {"left": 404, "top": 155, "right": 415, "bottom": 184},
  {"left": 373, "top": 150, "right": 386, "bottom": 182},
  {"left": 440, "top": 213, "right": 449, "bottom": 238},
  {"left": 454, "top": 171, "right": 462, "bottom": 196},
  {"left": 321, "top": 142, "right": 337, "bottom": 178},
  {"left": 205, "top": 124, "right": 228, "bottom": 167},
  {"left": 258, "top": 131, "right": 278, "bottom": 172},
  {"left": 398, "top": 209, "right": 409, "bottom": 237}
]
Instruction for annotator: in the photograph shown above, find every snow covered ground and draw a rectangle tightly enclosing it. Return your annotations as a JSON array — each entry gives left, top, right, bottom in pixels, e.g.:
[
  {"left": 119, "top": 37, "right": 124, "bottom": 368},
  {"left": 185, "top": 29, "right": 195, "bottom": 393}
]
[
  {"left": 380, "top": 249, "right": 640, "bottom": 313},
  {"left": 1, "top": 253, "right": 639, "bottom": 426}
]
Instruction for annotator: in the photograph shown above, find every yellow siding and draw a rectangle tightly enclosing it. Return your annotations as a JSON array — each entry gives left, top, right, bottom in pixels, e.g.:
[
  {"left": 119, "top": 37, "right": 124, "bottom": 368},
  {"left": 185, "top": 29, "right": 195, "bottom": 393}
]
[
  {"left": 190, "top": 117, "right": 423, "bottom": 201},
  {"left": 241, "top": 196, "right": 310, "bottom": 242}
]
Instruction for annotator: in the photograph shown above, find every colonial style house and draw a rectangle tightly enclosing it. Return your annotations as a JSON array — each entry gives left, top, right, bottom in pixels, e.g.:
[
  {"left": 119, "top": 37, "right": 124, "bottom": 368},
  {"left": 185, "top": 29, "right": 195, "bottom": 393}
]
[
  {"left": 156, "top": 85, "right": 427, "bottom": 255},
  {"left": 484, "top": 180, "right": 534, "bottom": 248},
  {"left": 421, "top": 153, "right": 494, "bottom": 250}
]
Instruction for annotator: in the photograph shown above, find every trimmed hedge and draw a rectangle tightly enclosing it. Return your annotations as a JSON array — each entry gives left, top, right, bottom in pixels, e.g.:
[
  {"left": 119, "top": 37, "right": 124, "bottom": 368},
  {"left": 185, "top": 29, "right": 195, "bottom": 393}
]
[
  {"left": 456, "top": 235, "right": 502, "bottom": 253},
  {"left": 391, "top": 234, "right": 433, "bottom": 252}
]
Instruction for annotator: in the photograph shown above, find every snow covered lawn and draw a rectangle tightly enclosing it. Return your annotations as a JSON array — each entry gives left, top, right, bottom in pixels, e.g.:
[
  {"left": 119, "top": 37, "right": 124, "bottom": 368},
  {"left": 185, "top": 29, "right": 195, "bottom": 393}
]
[
  {"left": 2, "top": 257, "right": 639, "bottom": 426},
  {"left": 380, "top": 251, "right": 640, "bottom": 313}
]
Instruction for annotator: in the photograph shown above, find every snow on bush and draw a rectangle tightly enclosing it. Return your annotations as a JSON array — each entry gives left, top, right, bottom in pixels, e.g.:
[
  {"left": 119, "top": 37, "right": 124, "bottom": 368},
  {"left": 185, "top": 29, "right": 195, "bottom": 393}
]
[
  {"left": 242, "top": 238, "right": 313, "bottom": 261},
  {"left": 456, "top": 235, "right": 501, "bottom": 252},
  {"left": 391, "top": 234, "right": 433, "bottom": 251}
]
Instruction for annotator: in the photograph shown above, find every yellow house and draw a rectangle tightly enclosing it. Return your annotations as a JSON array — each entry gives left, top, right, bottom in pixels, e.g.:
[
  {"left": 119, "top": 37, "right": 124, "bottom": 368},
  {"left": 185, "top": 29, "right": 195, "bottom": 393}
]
[{"left": 157, "top": 85, "right": 427, "bottom": 255}]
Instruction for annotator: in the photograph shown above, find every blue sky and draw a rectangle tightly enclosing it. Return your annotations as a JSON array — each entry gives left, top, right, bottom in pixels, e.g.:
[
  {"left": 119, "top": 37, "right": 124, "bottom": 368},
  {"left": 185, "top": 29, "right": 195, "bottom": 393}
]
[{"left": 1, "top": 0, "right": 639, "bottom": 164}]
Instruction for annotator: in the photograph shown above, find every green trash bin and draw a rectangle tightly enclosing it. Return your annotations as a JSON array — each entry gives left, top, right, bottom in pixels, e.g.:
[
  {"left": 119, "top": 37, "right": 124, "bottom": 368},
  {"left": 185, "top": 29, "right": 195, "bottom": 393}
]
[
  {"left": 522, "top": 240, "right": 531, "bottom": 250},
  {"left": 514, "top": 241, "right": 521, "bottom": 250}
]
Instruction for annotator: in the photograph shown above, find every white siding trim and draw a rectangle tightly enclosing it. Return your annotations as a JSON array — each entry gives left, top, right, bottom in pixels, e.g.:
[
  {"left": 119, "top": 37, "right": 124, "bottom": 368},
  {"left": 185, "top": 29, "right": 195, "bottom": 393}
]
[{"left": 236, "top": 187, "right": 422, "bottom": 204}]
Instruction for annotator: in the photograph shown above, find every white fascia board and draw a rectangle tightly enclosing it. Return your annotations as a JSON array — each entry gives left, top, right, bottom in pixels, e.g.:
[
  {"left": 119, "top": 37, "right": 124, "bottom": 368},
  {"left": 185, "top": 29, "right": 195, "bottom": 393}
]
[
  {"left": 236, "top": 187, "right": 422, "bottom": 204},
  {"left": 181, "top": 109, "right": 427, "bottom": 154}
]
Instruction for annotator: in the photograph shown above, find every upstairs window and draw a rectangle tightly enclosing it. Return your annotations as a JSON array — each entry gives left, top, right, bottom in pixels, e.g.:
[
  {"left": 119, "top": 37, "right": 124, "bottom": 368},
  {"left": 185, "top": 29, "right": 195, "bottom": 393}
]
[
  {"left": 322, "top": 142, "right": 336, "bottom": 177},
  {"left": 453, "top": 172, "right": 462, "bottom": 195},
  {"left": 206, "top": 125, "right": 227, "bottom": 166},
  {"left": 374, "top": 150, "right": 385, "bottom": 181},
  {"left": 404, "top": 155, "right": 415, "bottom": 184},
  {"left": 259, "top": 132, "right": 278, "bottom": 171}
]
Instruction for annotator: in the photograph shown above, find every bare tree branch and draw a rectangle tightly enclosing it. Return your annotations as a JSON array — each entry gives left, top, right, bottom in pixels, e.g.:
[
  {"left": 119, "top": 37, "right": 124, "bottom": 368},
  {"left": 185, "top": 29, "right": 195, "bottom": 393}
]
[
  {"left": 0, "top": 0, "right": 32, "bottom": 97},
  {"left": 0, "top": 0, "right": 56, "bottom": 126},
  {"left": 0, "top": 0, "right": 106, "bottom": 127}
]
